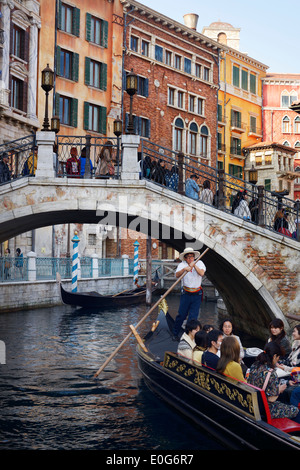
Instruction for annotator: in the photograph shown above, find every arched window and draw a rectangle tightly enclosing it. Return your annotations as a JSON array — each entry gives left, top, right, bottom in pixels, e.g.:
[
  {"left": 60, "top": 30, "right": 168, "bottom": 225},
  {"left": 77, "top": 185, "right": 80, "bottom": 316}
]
[
  {"left": 200, "top": 125, "right": 209, "bottom": 158},
  {"left": 283, "top": 140, "right": 290, "bottom": 146},
  {"left": 294, "top": 116, "right": 300, "bottom": 133},
  {"left": 282, "top": 116, "right": 290, "bottom": 133},
  {"left": 217, "top": 32, "right": 227, "bottom": 45},
  {"left": 174, "top": 117, "right": 184, "bottom": 152},
  {"left": 189, "top": 122, "right": 198, "bottom": 155}
]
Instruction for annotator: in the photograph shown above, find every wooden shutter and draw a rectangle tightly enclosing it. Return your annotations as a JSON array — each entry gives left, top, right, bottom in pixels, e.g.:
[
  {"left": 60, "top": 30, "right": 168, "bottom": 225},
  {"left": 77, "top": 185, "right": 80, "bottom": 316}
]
[
  {"left": 72, "top": 52, "right": 79, "bottom": 82},
  {"left": 100, "top": 62, "right": 107, "bottom": 91},
  {"left": 56, "top": 46, "right": 61, "bottom": 76},
  {"left": 99, "top": 106, "right": 107, "bottom": 134},
  {"left": 101, "top": 20, "right": 108, "bottom": 48},
  {"left": 83, "top": 102, "right": 89, "bottom": 130},
  {"left": 70, "top": 98, "right": 78, "bottom": 128},
  {"left": 84, "top": 57, "right": 90, "bottom": 85},
  {"left": 72, "top": 7, "right": 80, "bottom": 37},
  {"left": 86, "top": 13, "right": 91, "bottom": 42}
]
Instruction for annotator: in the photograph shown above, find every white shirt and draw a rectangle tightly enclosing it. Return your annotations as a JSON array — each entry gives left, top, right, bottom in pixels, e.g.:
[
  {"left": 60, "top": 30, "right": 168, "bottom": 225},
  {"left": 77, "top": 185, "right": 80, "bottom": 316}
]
[{"left": 176, "top": 260, "right": 206, "bottom": 289}]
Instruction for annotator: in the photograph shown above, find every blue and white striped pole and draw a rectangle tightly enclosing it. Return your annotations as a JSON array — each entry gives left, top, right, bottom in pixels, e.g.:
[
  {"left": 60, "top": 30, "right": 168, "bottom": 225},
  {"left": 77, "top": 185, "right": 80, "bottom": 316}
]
[
  {"left": 72, "top": 231, "right": 80, "bottom": 292},
  {"left": 133, "top": 239, "right": 140, "bottom": 285}
]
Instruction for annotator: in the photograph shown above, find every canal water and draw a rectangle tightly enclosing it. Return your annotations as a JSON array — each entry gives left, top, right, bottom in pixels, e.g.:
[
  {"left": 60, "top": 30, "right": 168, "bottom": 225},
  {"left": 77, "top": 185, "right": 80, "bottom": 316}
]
[{"left": 0, "top": 294, "right": 244, "bottom": 452}]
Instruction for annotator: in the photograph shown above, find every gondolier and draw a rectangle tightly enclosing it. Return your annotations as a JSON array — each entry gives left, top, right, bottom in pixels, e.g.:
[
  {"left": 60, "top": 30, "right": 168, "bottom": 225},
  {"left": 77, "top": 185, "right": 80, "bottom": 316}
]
[{"left": 173, "top": 247, "right": 206, "bottom": 340}]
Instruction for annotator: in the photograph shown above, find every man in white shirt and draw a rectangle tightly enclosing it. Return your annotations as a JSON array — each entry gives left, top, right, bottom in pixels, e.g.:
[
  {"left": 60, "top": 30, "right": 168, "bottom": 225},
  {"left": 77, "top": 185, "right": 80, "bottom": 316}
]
[{"left": 173, "top": 247, "right": 206, "bottom": 340}]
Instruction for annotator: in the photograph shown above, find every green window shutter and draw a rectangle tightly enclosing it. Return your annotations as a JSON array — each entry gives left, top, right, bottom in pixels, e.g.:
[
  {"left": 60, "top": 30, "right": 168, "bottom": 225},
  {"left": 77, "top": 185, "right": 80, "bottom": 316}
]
[
  {"left": 56, "top": 46, "right": 61, "bottom": 76},
  {"left": 55, "top": 92, "right": 60, "bottom": 117},
  {"left": 242, "top": 69, "right": 248, "bottom": 91},
  {"left": 70, "top": 98, "right": 78, "bottom": 128},
  {"left": 73, "top": 7, "right": 80, "bottom": 37},
  {"left": 86, "top": 13, "right": 91, "bottom": 42},
  {"left": 72, "top": 52, "right": 79, "bottom": 82},
  {"left": 100, "top": 63, "right": 107, "bottom": 90},
  {"left": 250, "top": 74, "right": 256, "bottom": 94},
  {"left": 233, "top": 65, "right": 239, "bottom": 87},
  {"left": 99, "top": 106, "right": 107, "bottom": 134},
  {"left": 83, "top": 101, "right": 89, "bottom": 130},
  {"left": 84, "top": 57, "right": 91, "bottom": 85},
  {"left": 101, "top": 20, "right": 108, "bottom": 48},
  {"left": 57, "top": 0, "right": 62, "bottom": 30}
]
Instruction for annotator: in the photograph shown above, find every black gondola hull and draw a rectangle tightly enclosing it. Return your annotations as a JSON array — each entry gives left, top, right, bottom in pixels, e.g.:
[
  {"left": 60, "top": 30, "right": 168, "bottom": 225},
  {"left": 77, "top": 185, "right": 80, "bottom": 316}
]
[{"left": 60, "top": 283, "right": 156, "bottom": 309}]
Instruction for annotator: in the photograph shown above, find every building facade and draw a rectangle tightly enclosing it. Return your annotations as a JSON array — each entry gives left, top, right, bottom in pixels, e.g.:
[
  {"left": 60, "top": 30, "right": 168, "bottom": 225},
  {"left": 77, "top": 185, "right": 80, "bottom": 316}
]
[
  {"left": 38, "top": 0, "right": 124, "bottom": 138},
  {"left": 121, "top": 1, "right": 222, "bottom": 168},
  {"left": 262, "top": 73, "right": 300, "bottom": 200},
  {"left": 0, "top": 0, "right": 41, "bottom": 143},
  {"left": 203, "top": 21, "right": 268, "bottom": 180}
]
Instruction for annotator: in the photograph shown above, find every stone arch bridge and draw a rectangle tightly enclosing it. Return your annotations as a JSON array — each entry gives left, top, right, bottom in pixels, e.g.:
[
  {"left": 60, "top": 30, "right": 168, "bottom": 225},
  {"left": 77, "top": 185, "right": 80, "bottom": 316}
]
[{"left": 0, "top": 173, "right": 299, "bottom": 340}]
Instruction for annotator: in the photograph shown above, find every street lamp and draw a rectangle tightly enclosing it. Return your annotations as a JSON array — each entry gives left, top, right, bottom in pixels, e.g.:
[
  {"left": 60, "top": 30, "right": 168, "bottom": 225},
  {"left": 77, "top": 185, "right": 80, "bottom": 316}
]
[
  {"left": 51, "top": 115, "right": 60, "bottom": 134},
  {"left": 125, "top": 69, "right": 138, "bottom": 134},
  {"left": 113, "top": 116, "right": 122, "bottom": 137},
  {"left": 41, "top": 64, "right": 54, "bottom": 131},
  {"left": 249, "top": 164, "right": 258, "bottom": 185}
]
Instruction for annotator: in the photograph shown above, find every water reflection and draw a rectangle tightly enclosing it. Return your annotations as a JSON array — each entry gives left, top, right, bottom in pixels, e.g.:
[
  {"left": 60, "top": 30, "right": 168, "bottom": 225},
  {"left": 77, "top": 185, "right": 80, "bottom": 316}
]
[{"left": 0, "top": 294, "right": 225, "bottom": 450}]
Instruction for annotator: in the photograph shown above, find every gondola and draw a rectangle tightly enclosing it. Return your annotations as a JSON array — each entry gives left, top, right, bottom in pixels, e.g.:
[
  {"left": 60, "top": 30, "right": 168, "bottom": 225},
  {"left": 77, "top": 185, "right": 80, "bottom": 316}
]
[
  {"left": 136, "top": 301, "right": 300, "bottom": 450},
  {"left": 60, "top": 282, "right": 158, "bottom": 309}
]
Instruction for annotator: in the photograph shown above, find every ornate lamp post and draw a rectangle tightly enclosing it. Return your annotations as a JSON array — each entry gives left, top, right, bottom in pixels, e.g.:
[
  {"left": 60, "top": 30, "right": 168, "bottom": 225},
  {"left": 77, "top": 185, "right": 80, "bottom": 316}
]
[
  {"left": 248, "top": 164, "right": 258, "bottom": 185},
  {"left": 41, "top": 64, "right": 54, "bottom": 131},
  {"left": 51, "top": 115, "right": 60, "bottom": 134},
  {"left": 125, "top": 69, "right": 138, "bottom": 134}
]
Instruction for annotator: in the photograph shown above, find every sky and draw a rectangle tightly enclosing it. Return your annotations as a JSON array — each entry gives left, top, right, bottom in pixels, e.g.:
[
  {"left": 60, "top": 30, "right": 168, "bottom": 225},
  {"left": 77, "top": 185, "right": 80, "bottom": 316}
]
[{"left": 139, "top": 0, "right": 299, "bottom": 74}]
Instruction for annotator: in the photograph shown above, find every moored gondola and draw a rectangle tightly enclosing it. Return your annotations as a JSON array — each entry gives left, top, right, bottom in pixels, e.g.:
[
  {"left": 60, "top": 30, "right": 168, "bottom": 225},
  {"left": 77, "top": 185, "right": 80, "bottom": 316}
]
[
  {"left": 60, "top": 282, "right": 158, "bottom": 309},
  {"left": 136, "top": 303, "right": 300, "bottom": 450}
]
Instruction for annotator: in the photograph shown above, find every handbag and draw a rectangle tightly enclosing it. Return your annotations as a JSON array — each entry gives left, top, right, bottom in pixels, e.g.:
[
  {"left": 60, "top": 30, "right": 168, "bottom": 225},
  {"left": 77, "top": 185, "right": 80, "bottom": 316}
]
[{"left": 108, "top": 164, "right": 115, "bottom": 176}]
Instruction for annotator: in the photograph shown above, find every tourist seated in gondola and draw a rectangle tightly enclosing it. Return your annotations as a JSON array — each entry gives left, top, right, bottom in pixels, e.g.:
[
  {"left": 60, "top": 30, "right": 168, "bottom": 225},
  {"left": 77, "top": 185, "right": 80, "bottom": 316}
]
[
  {"left": 276, "top": 324, "right": 300, "bottom": 404},
  {"left": 247, "top": 342, "right": 300, "bottom": 423},
  {"left": 192, "top": 330, "right": 207, "bottom": 365},
  {"left": 220, "top": 318, "right": 245, "bottom": 361},
  {"left": 202, "top": 329, "right": 223, "bottom": 370},
  {"left": 177, "top": 319, "right": 201, "bottom": 360},
  {"left": 265, "top": 318, "right": 292, "bottom": 359},
  {"left": 216, "top": 336, "right": 245, "bottom": 382}
]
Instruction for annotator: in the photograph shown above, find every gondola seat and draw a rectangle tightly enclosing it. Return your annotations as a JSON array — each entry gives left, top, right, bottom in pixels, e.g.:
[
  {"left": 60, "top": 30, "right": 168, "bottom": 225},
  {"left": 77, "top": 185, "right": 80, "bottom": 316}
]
[{"left": 260, "top": 389, "right": 300, "bottom": 433}]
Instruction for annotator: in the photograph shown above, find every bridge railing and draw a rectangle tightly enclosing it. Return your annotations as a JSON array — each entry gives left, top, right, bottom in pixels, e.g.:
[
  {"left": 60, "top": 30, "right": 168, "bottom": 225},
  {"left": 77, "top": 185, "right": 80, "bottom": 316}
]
[
  {"left": 0, "top": 135, "right": 37, "bottom": 182},
  {"left": 55, "top": 135, "right": 121, "bottom": 179},
  {"left": 140, "top": 139, "right": 300, "bottom": 241}
]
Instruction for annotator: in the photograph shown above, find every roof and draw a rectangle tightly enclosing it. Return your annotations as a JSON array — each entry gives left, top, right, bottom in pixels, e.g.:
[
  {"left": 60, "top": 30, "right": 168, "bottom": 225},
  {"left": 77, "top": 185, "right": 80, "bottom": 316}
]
[{"left": 244, "top": 141, "right": 297, "bottom": 154}]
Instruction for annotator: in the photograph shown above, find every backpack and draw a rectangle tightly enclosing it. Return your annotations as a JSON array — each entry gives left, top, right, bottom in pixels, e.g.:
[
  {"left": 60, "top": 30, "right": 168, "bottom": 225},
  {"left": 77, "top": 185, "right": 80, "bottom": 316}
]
[{"left": 278, "top": 227, "right": 292, "bottom": 237}]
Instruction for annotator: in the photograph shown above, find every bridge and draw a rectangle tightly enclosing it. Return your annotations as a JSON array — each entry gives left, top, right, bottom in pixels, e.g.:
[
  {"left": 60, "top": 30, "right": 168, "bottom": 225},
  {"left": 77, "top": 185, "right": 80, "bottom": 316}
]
[{"left": 0, "top": 131, "right": 299, "bottom": 339}]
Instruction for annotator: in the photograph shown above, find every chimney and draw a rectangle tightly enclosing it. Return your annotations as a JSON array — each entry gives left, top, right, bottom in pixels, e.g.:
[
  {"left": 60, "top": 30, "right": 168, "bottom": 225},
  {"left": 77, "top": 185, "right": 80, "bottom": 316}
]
[{"left": 183, "top": 13, "right": 199, "bottom": 30}]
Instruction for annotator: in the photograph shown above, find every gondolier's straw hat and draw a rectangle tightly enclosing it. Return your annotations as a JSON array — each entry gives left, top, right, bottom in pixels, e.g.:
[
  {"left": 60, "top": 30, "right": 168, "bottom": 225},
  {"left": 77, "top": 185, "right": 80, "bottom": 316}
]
[{"left": 178, "top": 247, "right": 200, "bottom": 261}]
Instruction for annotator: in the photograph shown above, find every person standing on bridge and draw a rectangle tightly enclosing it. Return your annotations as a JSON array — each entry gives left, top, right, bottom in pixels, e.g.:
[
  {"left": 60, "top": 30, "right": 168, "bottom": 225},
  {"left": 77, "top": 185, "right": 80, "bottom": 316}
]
[
  {"left": 185, "top": 174, "right": 200, "bottom": 200},
  {"left": 172, "top": 247, "right": 206, "bottom": 340},
  {"left": 0, "top": 153, "right": 11, "bottom": 183}
]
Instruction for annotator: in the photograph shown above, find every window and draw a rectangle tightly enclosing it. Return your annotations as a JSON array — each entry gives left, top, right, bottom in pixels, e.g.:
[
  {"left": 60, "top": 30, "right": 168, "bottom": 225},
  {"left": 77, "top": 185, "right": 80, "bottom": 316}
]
[
  {"left": 85, "top": 58, "right": 107, "bottom": 90},
  {"left": 137, "top": 76, "right": 148, "bottom": 97},
  {"left": 12, "top": 25, "right": 22, "bottom": 58},
  {"left": 140, "top": 118, "right": 150, "bottom": 138},
  {"left": 264, "top": 179, "right": 271, "bottom": 191},
  {"left": 250, "top": 73, "right": 256, "bottom": 94},
  {"left": 281, "top": 91, "right": 298, "bottom": 108},
  {"left": 141, "top": 40, "right": 149, "bottom": 56},
  {"left": 189, "top": 95, "right": 195, "bottom": 113},
  {"left": 177, "top": 91, "right": 184, "bottom": 108},
  {"left": 229, "top": 164, "right": 243, "bottom": 179},
  {"left": 55, "top": 93, "right": 78, "bottom": 127},
  {"left": 125, "top": 114, "right": 150, "bottom": 137},
  {"left": 197, "top": 98, "right": 204, "bottom": 115},
  {"left": 168, "top": 88, "right": 175, "bottom": 106},
  {"left": 11, "top": 77, "right": 26, "bottom": 111},
  {"left": 231, "top": 137, "right": 242, "bottom": 156},
  {"left": 184, "top": 58, "right": 191, "bottom": 74},
  {"left": 203, "top": 67, "right": 210, "bottom": 81},
  {"left": 174, "top": 118, "right": 184, "bottom": 152},
  {"left": 295, "top": 116, "right": 300, "bottom": 133},
  {"left": 165, "top": 50, "right": 172, "bottom": 66},
  {"left": 84, "top": 102, "right": 106, "bottom": 134},
  {"left": 282, "top": 116, "right": 290, "bottom": 133},
  {"left": 56, "top": 48, "right": 79, "bottom": 81},
  {"left": 242, "top": 70, "right": 248, "bottom": 91},
  {"left": 233, "top": 65, "right": 240, "bottom": 87},
  {"left": 189, "top": 122, "right": 198, "bottom": 155},
  {"left": 88, "top": 234, "right": 97, "bottom": 246},
  {"left": 200, "top": 126, "right": 209, "bottom": 158},
  {"left": 250, "top": 116, "right": 257, "bottom": 133},
  {"left": 231, "top": 110, "right": 242, "bottom": 128},
  {"left": 195, "top": 64, "right": 201, "bottom": 78},
  {"left": 155, "top": 45, "right": 163, "bottom": 62},
  {"left": 175, "top": 55, "right": 181, "bottom": 70},
  {"left": 60, "top": 2, "right": 80, "bottom": 37},
  {"left": 130, "top": 36, "right": 139, "bottom": 52},
  {"left": 86, "top": 14, "right": 108, "bottom": 47}
]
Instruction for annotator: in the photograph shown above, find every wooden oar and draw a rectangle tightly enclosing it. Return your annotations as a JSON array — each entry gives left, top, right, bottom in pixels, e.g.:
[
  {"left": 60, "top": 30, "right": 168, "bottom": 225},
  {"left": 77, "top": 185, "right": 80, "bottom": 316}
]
[
  {"left": 93, "top": 247, "right": 209, "bottom": 378},
  {"left": 112, "top": 288, "right": 131, "bottom": 297}
]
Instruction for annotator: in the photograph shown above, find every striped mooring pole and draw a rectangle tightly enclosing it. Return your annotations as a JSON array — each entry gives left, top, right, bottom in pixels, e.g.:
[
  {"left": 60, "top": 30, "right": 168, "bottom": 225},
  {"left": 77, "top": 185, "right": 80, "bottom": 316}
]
[
  {"left": 133, "top": 239, "right": 140, "bottom": 284},
  {"left": 72, "top": 231, "right": 80, "bottom": 292}
]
